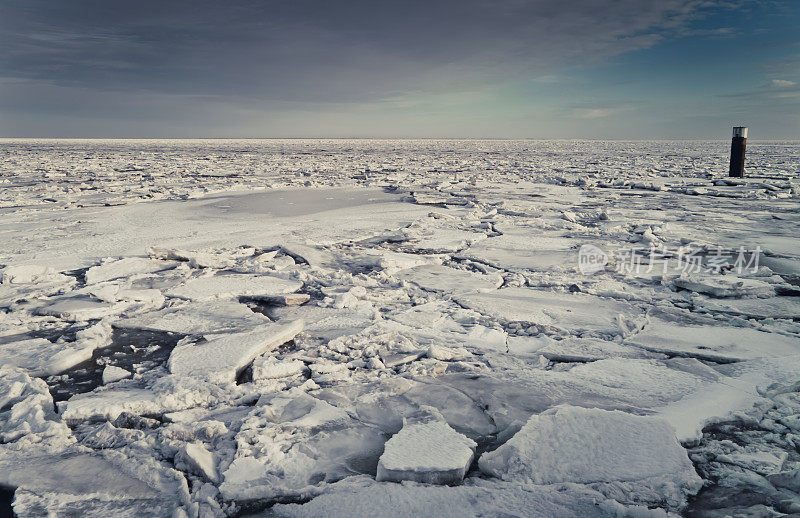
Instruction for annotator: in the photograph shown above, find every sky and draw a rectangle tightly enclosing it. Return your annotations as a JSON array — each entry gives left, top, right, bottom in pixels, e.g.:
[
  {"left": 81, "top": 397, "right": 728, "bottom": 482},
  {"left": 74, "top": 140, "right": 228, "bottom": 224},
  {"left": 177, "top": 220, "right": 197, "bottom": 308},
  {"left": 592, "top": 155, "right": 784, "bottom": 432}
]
[{"left": 1, "top": 0, "right": 798, "bottom": 138}]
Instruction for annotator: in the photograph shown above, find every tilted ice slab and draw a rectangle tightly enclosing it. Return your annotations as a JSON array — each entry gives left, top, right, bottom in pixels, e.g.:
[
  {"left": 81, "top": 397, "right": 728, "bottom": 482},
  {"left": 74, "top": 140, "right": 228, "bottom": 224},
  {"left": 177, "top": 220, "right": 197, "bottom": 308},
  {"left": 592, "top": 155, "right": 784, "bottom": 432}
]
[
  {"left": 0, "top": 322, "right": 112, "bottom": 377},
  {"left": 85, "top": 257, "right": 176, "bottom": 284},
  {"left": 673, "top": 274, "right": 775, "bottom": 298},
  {"left": 696, "top": 296, "right": 800, "bottom": 319},
  {"left": 36, "top": 297, "right": 132, "bottom": 322},
  {"left": 353, "top": 250, "right": 442, "bottom": 274},
  {"left": 1, "top": 452, "right": 182, "bottom": 518},
  {"left": 268, "top": 305, "right": 376, "bottom": 340},
  {"left": 456, "top": 287, "right": 642, "bottom": 336},
  {"left": 164, "top": 273, "right": 302, "bottom": 301},
  {"left": 393, "top": 264, "right": 502, "bottom": 296},
  {"left": 168, "top": 320, "right": 303, "bottom": 383},
  {"left": 479, "top": 406, "right": 702, "bottom": 510},
  {"left": 625, "top": 318, "right": 800, "bottom": 362},
  {"left": 0, "top": 264, "right": 71, "bottom": 285},
  {"left": 376, "top": 420, "right": 476, "bottom": 485},
  {"left": 60, "top": 388, "right": 164, "bottom": 423},
  {"left": 0, "top": 365, "right": 74, "bottom": 446},
  {"left": 654, "top": 354, "right": 800, "bottom": 442},
  {"left": 114, "top": 300, "right": 270, "bottom": 335}
]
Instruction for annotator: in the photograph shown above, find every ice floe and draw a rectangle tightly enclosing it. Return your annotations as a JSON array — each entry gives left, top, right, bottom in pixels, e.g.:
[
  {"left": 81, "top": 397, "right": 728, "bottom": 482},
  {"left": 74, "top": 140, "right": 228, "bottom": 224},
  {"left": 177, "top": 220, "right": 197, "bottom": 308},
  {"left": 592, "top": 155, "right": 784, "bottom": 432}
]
[
  {"left": 479, "top": 405, "right": 702, "bottom": 510},
  {"left": 167, "top": 320, "right": 304, "bottom": 383},
  {"left": 376, "top": 418, "right": 476, "bottom": 485}
]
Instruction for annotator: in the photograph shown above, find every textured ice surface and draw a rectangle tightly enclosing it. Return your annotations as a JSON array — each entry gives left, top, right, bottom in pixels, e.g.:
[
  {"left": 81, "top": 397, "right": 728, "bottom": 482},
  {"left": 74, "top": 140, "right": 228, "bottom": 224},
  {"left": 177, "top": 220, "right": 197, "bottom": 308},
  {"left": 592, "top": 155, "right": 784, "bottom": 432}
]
[
  {"left": 479, "top": 406, "right": 702, "bottom": 509},
  {"left": 85, "top": 257, "right": 175, "bottom": 284},
  {"left": 165, "top": 273, "right": 302, "bottom": 301},
  {"left": 626, "top": 317, "right": 800, "bottom": 362},
  {"left": 673, "top": 274, "right": 775, "bottom": 298},
  {"left": 0, "top": 322, "right": 112, "bottom": 376},
  {"left": 376, "top": 420, "right": 476, "bottom": 484},
  {"left": 114, "top": 299, "right": 270, "bottom": 334},
  {"left": 168, "top": 320, "right": 303, "bottom": 383},
  {"left": 456, "top": 287, "right": 642, "bottom": 336},
  {"left": 393, "top": 264, "right": 502, "bottom": 295},
  {"left": 1, "top": 139, "right": 799, "bottom": 517}
]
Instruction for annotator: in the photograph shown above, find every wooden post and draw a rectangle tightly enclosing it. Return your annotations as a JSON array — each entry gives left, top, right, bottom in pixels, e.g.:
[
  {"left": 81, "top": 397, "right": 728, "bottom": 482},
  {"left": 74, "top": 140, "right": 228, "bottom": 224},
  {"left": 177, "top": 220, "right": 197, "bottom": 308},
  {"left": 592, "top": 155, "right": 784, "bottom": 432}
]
[{"left": 729, "top": 126, "right": 747, "bottom": 177}]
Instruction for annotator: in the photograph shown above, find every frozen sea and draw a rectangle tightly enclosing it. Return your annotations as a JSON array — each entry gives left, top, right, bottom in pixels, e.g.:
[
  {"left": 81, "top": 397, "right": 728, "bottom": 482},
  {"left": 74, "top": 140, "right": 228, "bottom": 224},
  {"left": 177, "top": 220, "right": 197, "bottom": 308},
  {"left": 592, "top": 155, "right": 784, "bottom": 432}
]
[{"left": 1, "top": 139, "right": 800, "bottom": 517}]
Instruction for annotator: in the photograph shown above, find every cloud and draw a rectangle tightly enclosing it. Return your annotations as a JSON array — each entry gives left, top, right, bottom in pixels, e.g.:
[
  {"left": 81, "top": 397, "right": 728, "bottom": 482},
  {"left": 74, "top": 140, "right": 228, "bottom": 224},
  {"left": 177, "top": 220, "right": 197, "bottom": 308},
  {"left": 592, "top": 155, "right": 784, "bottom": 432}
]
[
  {"left": 721, "top": 79, "right": 800, "bottom": 103},
  {"left": 771, "top": 79, "right": 797, "bottom": 88},
  {"left": 572, "top": 108, "right": 617, "bottom": 119},
  {"left": 0, "top": 0, "right": 729, "bottom": 104}
]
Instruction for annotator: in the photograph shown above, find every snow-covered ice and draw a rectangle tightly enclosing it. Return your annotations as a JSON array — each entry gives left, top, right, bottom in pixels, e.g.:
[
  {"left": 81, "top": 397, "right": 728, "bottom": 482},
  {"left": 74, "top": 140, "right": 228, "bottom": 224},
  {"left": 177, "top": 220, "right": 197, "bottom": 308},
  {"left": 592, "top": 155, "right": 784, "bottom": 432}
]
[
  {"left": 1, "top": 138, "right": 799, "bottom": 517},
  {"left": 168, "top": 320, "right": 303, "bottom": 383},
  {"left": 114, "top": 299, "right": 271, "bottom": 334},
  {"left": 164, "top": 273, "right": 303, "bottom": 301},
  {"left": 479, "top": 406, "right": 702, "bottom": 510},
  {"left": 376, "top": 418, "right": 476, "bottom": 484}
]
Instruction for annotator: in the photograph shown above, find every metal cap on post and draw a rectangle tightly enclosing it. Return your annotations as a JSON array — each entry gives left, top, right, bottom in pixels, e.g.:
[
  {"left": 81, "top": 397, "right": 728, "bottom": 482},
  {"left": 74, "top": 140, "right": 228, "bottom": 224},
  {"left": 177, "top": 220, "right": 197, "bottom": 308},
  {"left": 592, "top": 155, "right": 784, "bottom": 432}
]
[{"left": 729, "top": 126, "right": 747, "bottom": 177}]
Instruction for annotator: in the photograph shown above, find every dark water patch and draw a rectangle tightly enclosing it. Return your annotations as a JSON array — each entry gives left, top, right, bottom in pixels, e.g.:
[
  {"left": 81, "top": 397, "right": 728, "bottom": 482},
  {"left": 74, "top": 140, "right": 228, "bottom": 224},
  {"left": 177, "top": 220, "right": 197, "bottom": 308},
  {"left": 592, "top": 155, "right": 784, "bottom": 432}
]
[
  {"left": 45, "top": 328, "right": 183, "bottom": 403},
  {"left": 28, "top": 322, "right": 87, "bottom": 343},
  {"left": 0, "top": 486, "right": 14, "bottom": 518},
  {"left": 62, "top": 266, "right": 90, "bottom": 285}
]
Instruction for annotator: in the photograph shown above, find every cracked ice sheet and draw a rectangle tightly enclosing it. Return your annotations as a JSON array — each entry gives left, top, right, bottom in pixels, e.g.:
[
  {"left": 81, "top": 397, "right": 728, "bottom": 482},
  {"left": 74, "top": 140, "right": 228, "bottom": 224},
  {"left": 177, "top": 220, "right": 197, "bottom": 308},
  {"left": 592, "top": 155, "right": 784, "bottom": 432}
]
[
  {"left": 0, "top": 187, "right": 431, "bottom": 271},
  {"left": 168, "top": 320, "right": 304, "bottom": 383},
  {"left": 0, "top": 321, "right": 112, "bottom": 376},
  {"left": 269, "top": 476, "right": 626, "bottom": 518},
  {"left": 457, "top": 231, "right": 582, "bottom": 272},
  {"left": 0, "top": 453, "right": 181, "bottom": 518},
  {"left": 456, "top": 287, "right": 644, "bottom": 336},
  {"left": 113, "top": 299, "right": 271, "bottom": 335},
  {"left": 219, "top": 389, "right": 387, "bottom": 501},
  {"left": 655, "top": 354, "right": 800, "bottom": 443},
  {"left": 695, "top": 295, "right": 800, "bottom": 319},
  {"left": 625, "top": 316, "right": 800, "bottom": 362},
  {"left": 164, "top": 273, "right": 302, "bottom": 301},
  {"left": 392, "top": 264, "right": 503, "bottom": 296}
]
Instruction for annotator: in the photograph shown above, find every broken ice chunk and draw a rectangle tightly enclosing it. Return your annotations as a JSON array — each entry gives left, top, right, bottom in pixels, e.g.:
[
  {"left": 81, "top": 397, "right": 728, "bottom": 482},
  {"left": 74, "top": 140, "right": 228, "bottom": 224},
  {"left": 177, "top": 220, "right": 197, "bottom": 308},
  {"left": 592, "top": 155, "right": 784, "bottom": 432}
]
[
  {"left": 167, "top": 320, "right": 303, "bottom": 383},
  {"left": 1, "top": 265, "right": 69, "bottom": 284},
  {"left": 479, "top": 405, "right": 702, "bottom": 510},
  {"left": 252, "top": 356, "right": 306, "bottom": 380},
  {"left": 175, "top": 442, "right": 219, "bottom": 483},
  {"left": 0, "top": 365, "right": 74, "bottom": 446},
  {"left": 60, "top": 388, "right": 162, "bottom": 423},
  {"left": 376, "top": 420, "right": 476, "bottom": 485},
  {"left": 102, "top": 365, "right": 132, "bottom": 384},
  {"left": 696, "top": 296, "right": 800, "bottom": 319},
  {"left": 114, "top": 300, "right": 270, "bottom": 335},
  {"left": 164, "top": 273, "right": 302, "bottom": 301},
  {"left": 427, "top": 344, "right": 470, "bottom": 361},
  {"left": 394, "top": 264, "right": 502, "bottom": 296},
  {"left": 252, "top": 293, "right": 311, "bottom": 306},
  {"left": 36, "top": 297, "right": 130, "bottom": 322},
  {"left": 354, "top": 251, "right": 442, "bottom": 274},
  {"left": 379, "top": 349, "right": 426, "bottom": 368},
  {"left": 0, "top": 321, "right": 112, "bottom": 376},
  {"left": 85, "top": 257, "right": 175, "bottom": 284},
  {"left": 673, "top": 275, "right": 775, "bottom": 298}
]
